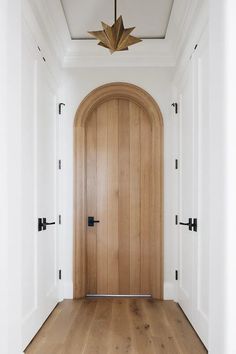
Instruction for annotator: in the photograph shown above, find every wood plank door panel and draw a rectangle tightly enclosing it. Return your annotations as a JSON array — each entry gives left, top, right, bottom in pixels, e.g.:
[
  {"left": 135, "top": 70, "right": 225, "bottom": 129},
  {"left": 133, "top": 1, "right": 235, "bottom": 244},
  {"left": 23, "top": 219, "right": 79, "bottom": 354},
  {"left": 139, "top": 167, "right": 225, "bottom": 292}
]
[
  {"left": 107, "top": 100, "right": 119, "bottom": 294},
  {"left": 118, "top": 99, "right": 131, "bottom": 294},
  {"left": 86, "top": 111, "right": 97, "bottom": 294},
  {"left": 74, "top": 83, "right": 163, "bottom": 299},
  {"left": 129, "top": 103, "right": 141, "bottom": 295},
  {"left": 86, "top": 99, "right": 152, "bottom": 295}
]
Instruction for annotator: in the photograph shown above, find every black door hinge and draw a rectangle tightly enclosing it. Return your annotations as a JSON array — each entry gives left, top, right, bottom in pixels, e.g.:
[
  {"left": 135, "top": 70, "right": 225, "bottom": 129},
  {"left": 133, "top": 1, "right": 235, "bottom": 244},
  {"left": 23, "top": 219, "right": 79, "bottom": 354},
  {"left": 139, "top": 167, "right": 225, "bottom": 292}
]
[
  {"left": 175, "top": 270, "right": 178, "bottom": 281},
  {"left": 59, "top": 103, "right": 65, "bottom": 115},
  {"left": 59, "top": 215, "right": 62, "bottom": 225},
  {"left": 58, "top": 160, "right": 62, "bottom": 170},
  {"left": 175, "top": 215, "right": 178, "bottom": 225},
  {"left": 59, "top": 270, "right": 62, "bottom": 280},
  {"left": 175, "top": 159, "right": 179, "bottom": 170},
  {"left": 171, "top": 102, "right": 178, "bottom": 114}
]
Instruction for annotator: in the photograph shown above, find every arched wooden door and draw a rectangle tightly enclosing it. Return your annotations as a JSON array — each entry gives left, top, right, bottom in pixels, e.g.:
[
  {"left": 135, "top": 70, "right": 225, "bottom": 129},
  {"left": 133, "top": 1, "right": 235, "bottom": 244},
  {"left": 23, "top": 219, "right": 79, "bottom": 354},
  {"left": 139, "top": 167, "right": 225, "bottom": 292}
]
[{"left": 74, "top": 83, "right": 163, "bottom": 299}]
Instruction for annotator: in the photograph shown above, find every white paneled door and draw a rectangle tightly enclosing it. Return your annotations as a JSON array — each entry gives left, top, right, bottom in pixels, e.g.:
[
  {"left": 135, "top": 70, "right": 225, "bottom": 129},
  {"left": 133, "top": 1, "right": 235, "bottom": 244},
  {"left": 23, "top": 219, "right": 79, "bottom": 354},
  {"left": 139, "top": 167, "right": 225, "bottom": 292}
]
[
  {"left": 22, "top": 26, "right": 58, "bottom": 350},
  {"left": 178, "top": 62, "right": 195, "bottom": 323},
  {"left": 37, "top": 57, "right": 58, "bottom": 327},
  {"left": 178, "top": 30, "right": 209, "bottom": 348}
]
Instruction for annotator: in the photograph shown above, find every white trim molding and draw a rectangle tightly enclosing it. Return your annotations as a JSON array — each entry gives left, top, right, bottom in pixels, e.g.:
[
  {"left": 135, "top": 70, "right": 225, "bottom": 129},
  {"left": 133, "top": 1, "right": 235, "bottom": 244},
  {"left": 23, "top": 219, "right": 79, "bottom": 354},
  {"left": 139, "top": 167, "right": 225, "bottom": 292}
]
[
  {"left": 63, "top": 39, "right": 175, "bottom": 67},
  {"left": 164, "top": 282, "right": 175, "bottom": 300},
  {"left": 24, "top": 0, "right": 207, "bottom": 68},
  {"left": 63, "top": 282, "right": 73, "bottom": 300}
]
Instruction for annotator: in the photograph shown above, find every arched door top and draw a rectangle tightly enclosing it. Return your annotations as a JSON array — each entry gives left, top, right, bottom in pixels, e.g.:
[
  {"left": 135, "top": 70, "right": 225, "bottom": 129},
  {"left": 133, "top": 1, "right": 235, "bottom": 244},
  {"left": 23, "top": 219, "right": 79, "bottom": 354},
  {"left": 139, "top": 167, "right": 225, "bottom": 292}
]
[
  {"left": 74, "top": 82, "right": 163, "bottom": 128},
  {"left": 74, "top": 82, "right": 163, "bottom": 299}
]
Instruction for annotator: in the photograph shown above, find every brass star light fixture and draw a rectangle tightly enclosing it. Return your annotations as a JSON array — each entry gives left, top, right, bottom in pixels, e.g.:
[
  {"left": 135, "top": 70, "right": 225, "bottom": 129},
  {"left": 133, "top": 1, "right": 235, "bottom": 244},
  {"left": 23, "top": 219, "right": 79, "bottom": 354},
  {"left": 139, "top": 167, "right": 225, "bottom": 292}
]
[{"left": 88, "top": 0, "right": 142, "bottom": 53}]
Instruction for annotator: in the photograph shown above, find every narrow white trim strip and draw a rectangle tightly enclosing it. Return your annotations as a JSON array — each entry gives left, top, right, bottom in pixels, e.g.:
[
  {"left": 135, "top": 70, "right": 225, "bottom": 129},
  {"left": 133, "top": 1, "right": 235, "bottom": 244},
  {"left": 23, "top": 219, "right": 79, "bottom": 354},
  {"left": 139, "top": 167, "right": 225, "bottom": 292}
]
[{"left": 86, "top": 294, "right": 152, "bottom": 298}]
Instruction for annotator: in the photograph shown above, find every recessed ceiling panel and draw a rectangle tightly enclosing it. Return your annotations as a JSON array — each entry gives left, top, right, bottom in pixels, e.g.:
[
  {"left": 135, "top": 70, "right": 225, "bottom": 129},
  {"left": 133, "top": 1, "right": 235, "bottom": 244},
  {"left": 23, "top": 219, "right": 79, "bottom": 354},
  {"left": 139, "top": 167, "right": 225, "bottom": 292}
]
[{"left": 61, "top": 0, "right": 174, "bottom": 39}]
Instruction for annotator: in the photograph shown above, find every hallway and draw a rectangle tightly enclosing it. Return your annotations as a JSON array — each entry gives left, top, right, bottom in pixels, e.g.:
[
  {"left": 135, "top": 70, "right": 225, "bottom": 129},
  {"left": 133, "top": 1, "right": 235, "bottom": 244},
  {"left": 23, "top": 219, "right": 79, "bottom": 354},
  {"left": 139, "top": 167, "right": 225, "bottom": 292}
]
[
  {"left": 4, "top": 0, "right": 236, "bottom": 353},
  {"left": 25, "top": 299, "right": 207, "bottom": 354}
]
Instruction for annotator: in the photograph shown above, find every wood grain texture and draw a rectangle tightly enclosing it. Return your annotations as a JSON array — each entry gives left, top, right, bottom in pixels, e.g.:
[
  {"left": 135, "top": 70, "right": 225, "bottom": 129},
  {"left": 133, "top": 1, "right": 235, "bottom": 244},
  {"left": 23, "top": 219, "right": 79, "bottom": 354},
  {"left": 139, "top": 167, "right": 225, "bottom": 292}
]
[
  {"left": 25, "top": 299, "right": 207, "bottom": 354},
  {"left": 83, "top": 299, "right": 113, "bottom": 353},
  {"left": 74, "top": 126, "right": 86, "bottom": 298},
  {"left": 118, "top": 99, "right": 131, "bottom": 294},
  {"left": 128, "top": 299, "right": 155, "bottom": 353},
  {"left": 109, "top": 299, "right": 133, "bottom": 353},
  {"left": 107, "top": 100, "right": 119, "bottom": 294},
  {"left": 129, "top": 102, "right": 141, "bottom": 294},
  {"left": 96, "top": 104, "right": 108, "bottom": 294},
  {"left": 140, "top": 109, "right": 151, "bottom": 294},
  {"left": 86, "top": 112, "right": 97, "bottom": 294},
  {"left": 85, "top": 99, "right": 153, "bottom": 295},
  {"left": 74, "top": 83, "right": 163, "bottom": 299}
]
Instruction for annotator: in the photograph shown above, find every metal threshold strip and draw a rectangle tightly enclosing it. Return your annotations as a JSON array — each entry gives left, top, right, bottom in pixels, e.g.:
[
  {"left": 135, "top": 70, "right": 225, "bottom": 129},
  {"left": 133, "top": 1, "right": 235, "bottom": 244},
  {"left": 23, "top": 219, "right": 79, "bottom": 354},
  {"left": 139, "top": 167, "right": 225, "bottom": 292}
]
[{"left": 86, "top": 294, "right": 152, "bottom": 298}]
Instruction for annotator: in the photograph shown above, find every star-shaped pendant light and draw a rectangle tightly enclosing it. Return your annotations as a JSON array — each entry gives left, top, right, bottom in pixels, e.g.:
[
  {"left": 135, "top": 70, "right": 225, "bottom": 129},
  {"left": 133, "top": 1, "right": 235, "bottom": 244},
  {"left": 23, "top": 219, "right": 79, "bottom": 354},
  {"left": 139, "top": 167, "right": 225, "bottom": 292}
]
[{"left": 88, "top": 0, "right": 142, "bottom": 53}]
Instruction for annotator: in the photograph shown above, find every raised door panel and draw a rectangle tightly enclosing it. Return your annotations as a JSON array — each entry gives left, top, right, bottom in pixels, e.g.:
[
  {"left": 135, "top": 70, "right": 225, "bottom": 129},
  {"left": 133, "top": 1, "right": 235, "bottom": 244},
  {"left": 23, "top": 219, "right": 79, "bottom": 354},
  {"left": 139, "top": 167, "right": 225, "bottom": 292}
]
[
  {"left": 178, "top": 30, "right": 209, "bottom": 348},
  {"left": 37, "top": 59, "right": 58, "bottom": 313},
  {"left": 192, "top": 31, "right": 209, "bottom": 347},
  {"left": 178, "top": 62, "right": 195, "bottom": 321},
  {"left": 22, "top": 32, "right": 38, "bottom": 348},
  {"left": 21, "top": 28, "right": 58, "bottom": 349}
]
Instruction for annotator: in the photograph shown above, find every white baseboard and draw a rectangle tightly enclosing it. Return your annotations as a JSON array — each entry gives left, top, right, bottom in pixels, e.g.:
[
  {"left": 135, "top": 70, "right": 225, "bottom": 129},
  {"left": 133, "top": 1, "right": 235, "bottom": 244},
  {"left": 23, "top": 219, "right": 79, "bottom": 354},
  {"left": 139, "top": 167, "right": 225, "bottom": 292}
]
[
  {"left": 63, "top": 281, "right": 73, "bottom": 299},
  {"left": 164, "top": 281, "right": 175, "bottom": 300}
]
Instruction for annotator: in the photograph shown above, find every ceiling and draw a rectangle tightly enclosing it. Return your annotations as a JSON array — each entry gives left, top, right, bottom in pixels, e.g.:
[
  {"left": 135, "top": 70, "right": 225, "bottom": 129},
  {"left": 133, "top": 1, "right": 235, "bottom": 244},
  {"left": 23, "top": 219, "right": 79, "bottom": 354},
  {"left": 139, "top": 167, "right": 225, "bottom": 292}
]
[{"left": 60, "top": 0, "right": 174, "bottom": 40}]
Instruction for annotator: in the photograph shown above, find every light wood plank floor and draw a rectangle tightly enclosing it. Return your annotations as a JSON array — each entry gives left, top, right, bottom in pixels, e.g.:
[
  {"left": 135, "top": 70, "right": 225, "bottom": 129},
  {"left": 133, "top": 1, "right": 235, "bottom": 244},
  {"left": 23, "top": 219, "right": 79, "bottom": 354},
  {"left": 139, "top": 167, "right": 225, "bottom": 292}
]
[{"left": 25, "top": 299, "right": 207, "bottom": 354}]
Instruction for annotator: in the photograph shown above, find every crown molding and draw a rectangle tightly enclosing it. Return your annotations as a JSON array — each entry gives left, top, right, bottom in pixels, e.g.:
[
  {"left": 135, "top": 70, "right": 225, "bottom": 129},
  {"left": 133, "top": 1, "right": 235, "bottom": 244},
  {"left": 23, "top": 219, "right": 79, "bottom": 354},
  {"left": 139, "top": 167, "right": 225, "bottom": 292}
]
[
  {"left": 23, "top": 0, "right": 207, "bottom": 69},
  {"left": 173, "top": 0, "right": 209, "bottom": 84},
  {"left": 166, "top": 0, "right": 197, "bottom": 58},
  {"left": 22, "top": 0, "right": 70, "bottom": 67},
  {"left": 63, "top": 39, "right": 175, "bottom": 67},
  {"left": 172, "top": 0, "right": 208, "bottom": 65}
]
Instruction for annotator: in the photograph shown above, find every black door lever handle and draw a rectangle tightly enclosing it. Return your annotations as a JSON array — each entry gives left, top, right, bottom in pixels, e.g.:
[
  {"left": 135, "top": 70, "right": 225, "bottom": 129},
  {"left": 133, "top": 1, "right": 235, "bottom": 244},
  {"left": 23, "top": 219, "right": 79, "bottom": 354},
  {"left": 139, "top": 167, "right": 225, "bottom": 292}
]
[
  {"left": 179, "top": 218, "right": 198, "bottom": 232},
  {"left": 88, "top": 216, "right": 100, "bottom": 227},
  {"left": 38, "top": 217, "right": 56, "bottom": 232},
  {"left": 179, "top": 218, "right": 193, "bottom": 231}
]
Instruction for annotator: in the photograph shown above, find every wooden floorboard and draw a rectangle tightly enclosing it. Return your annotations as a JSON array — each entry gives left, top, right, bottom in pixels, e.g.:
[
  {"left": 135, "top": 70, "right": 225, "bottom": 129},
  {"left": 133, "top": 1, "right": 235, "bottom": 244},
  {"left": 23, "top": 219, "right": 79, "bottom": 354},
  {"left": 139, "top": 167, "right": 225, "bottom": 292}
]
[{"left": 25, "top": 299, "right": 207, "bottom": 354}]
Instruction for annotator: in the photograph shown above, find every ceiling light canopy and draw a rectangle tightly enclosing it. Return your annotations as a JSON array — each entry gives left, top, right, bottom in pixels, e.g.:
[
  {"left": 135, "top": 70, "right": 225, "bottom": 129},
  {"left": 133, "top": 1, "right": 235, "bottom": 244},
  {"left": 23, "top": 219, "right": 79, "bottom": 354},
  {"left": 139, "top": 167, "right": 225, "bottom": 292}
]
[{"left": 88, "top": 0, "right": 142, "bottom": 53}]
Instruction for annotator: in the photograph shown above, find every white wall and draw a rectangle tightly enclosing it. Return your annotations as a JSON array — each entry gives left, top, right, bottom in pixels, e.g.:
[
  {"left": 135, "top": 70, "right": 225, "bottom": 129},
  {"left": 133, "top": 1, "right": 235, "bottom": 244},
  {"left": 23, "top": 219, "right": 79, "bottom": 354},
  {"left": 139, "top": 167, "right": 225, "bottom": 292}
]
[
  {"left": 0, "top": 3, "right": 10, "bottom": 353},
  {"left": 0, "top": 1, "right": 22, "bottom": 353},
  {"left": 59, "top": 67, "right": 176, "bottom": 299},
  {"left": 209, "top": 1, "right": 236, "bottom": 353}
]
